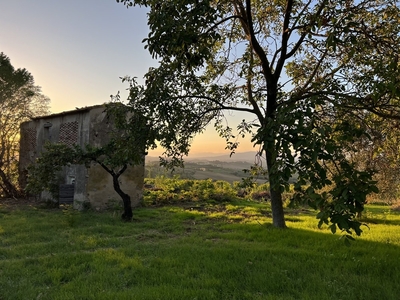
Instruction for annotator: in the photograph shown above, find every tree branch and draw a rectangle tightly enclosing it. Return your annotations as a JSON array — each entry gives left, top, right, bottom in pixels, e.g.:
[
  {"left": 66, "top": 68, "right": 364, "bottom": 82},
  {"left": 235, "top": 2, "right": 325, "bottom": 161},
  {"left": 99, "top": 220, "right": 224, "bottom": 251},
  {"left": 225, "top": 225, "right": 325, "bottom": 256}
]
[
  {"left": 97, "top": 160, "right": 115, "bottom": 176},
  {"left": 205, "top": 15, "right": 247, "bottom": 34},
  {"left": 275, "top": 0, "right": 294, "bottom": 77},
  {"left": 116, "top": 164, "right": 128, "bottom": 178},
  {"left": 286, "top": 0, "right": 328, "bottom": 59},
  {"left": 242, "top": 0, "right": 273, "bottom": 80}
]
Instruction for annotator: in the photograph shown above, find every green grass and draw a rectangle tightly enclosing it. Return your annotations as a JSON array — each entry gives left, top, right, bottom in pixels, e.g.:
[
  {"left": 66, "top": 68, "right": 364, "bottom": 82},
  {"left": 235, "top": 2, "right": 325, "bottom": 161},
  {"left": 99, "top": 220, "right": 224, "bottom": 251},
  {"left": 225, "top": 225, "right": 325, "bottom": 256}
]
[{"left": 0, "top": 202, "right": 400, "bottom": 300}]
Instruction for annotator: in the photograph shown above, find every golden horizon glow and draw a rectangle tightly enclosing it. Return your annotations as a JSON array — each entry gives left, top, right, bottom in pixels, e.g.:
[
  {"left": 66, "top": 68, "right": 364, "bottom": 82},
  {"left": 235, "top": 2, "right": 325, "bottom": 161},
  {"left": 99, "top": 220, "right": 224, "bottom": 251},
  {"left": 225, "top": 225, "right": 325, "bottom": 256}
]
[{"left": 148, "top": 126, "right": 257, "bottom": 156}]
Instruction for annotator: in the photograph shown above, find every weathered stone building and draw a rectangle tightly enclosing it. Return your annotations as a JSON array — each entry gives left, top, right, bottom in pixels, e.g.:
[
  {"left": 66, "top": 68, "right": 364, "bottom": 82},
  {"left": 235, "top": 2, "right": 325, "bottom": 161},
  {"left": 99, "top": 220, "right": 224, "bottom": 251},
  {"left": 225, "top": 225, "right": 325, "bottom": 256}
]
[{"left": 19, "top": 105, "right": 144, "bottom": 209}]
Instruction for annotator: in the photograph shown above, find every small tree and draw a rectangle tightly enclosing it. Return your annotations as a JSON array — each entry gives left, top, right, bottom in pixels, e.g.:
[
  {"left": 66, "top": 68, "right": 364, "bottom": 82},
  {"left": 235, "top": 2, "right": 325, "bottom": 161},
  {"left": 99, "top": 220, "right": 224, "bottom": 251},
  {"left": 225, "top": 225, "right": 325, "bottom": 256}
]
[
  {"left": 115, "top": 0, "right": 400, "bottom": 235},
  {"left": 0, "top": 52, "right": 50, "bottom": 197},
  {"left": 27, "top": 104, "right": 152, "bottom": 221}
]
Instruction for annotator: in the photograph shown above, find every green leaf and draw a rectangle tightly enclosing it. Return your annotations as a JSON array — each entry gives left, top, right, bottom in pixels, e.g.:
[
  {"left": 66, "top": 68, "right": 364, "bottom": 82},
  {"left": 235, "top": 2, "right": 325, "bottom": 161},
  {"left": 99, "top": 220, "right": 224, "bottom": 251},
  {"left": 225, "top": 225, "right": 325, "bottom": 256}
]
[
  {"left": 330, "top": 224, "right": 337, "bottom": 234},
  {"left": 370, "top": 185, "right": 379, "bottom": 194}
]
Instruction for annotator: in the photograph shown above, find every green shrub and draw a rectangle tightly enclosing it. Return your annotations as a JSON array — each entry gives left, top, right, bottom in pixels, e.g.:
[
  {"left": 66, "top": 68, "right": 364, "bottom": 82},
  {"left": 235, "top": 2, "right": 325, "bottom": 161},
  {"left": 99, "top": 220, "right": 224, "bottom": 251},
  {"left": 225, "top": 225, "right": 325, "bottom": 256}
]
[
  {"left": 248, "top": 183, "right": 271, "bottom": 201},
  {"left": 143, "top": 177, "right": 238, "bottom": 205},
  {"left": 144, "top": 177, "right": 298, "bottom": 207}
]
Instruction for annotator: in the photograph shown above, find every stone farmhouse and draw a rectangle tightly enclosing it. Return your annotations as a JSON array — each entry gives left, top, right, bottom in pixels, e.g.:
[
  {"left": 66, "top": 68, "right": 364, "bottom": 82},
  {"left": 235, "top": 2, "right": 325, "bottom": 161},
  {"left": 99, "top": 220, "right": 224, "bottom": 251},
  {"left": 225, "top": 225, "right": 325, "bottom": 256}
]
[{"left": 19, "top": 105, "right": 144, "bottom": 210}]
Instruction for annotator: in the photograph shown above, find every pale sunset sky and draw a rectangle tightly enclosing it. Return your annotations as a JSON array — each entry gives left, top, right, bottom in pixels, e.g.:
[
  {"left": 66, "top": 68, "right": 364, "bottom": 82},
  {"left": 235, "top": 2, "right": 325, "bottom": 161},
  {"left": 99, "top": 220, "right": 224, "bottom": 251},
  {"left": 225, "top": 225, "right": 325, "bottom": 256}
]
[{"left": 1, "top": 0, "right": 256, "bottom": 157}]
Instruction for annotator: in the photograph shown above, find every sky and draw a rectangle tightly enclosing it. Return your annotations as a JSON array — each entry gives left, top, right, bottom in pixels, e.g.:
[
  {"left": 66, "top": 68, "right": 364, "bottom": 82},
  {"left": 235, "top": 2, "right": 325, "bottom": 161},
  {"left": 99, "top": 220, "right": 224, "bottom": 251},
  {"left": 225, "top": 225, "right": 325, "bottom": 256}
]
[{"left": 0, "top": 0, "right": 256, "bottom": 157}]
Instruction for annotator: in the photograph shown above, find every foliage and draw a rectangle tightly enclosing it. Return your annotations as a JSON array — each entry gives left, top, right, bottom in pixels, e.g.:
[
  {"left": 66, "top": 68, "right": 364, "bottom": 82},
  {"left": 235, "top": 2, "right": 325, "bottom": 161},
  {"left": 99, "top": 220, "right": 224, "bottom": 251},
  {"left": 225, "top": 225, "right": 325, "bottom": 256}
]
[
  {"left": 144, "top": 177, "right": 238, "bottom": 205},
  {"left": 115, "top": 0, "right": 400, "bottom": 233},
  {"left": 26, "top": 143, "right": 84, "bottom": 197},
  {"left": 0, "top": 52, "right": 50, "bottom": 197},
  {"left": 26, "top": 105, "right": 150, "bottom": 221},
  {"left": 143, "top": 176, "right": 294, "bottom": 208},
  {"left": 348, "top": 115, "right": 400, "bottom": 204}
]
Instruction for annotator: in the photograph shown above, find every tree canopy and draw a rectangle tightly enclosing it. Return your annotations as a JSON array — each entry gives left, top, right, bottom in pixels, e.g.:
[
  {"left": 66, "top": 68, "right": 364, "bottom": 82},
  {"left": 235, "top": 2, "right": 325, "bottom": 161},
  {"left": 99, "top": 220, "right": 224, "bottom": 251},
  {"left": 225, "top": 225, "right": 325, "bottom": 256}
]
[
  {"left": 116, "top": 0, "right": 400, "bottom": 235},
  {"left": 0, "top": 52, "right": 50, "bottom": 198}
]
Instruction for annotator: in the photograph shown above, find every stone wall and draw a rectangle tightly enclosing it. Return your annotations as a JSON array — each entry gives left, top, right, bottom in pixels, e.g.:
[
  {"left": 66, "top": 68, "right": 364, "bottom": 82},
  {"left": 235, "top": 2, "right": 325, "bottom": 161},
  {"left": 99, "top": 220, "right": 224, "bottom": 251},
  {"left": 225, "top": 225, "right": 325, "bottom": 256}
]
[{"left": 19, "top": 105, "right": 144, "bottom": 209}]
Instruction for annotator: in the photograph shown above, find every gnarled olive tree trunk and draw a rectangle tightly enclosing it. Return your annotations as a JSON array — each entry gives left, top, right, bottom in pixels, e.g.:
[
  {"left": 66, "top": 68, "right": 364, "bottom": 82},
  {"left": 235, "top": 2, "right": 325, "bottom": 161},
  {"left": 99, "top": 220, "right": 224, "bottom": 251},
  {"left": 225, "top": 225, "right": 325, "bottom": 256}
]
[{"left": 99, "top": 163, "right": 133, "bottom": 221}]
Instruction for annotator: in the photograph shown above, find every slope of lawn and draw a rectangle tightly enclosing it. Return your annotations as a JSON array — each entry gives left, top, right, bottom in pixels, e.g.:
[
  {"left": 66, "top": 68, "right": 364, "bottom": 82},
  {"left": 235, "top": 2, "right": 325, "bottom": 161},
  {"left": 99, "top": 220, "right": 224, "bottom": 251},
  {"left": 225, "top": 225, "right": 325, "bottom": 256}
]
[{"left": 0, "top": 198, "right": 399, "bottom": 300}]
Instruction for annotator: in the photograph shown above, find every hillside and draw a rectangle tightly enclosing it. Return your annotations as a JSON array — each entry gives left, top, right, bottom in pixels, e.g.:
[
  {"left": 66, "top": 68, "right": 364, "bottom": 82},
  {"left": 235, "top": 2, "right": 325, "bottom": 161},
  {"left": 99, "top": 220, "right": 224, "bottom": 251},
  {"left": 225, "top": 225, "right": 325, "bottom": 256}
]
[
  {"left": 146, "top": 151, "right": 263, "bottom": 163},
  {"left": 145, "top": 153, "right": 269, "bottom": 183}
]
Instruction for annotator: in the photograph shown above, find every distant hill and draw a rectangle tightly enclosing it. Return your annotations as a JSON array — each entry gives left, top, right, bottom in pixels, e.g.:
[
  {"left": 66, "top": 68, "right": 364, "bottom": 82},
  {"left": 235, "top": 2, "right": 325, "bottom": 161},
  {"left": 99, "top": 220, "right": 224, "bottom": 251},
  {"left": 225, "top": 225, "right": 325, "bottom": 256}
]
[{"left": 146, "top": 151, "right": 264, "bottom": 164}]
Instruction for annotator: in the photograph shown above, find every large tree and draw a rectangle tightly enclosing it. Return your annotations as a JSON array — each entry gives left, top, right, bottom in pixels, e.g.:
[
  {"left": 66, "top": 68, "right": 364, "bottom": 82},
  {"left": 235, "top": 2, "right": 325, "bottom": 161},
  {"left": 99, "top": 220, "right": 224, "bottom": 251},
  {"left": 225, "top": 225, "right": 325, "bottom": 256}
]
[
  {"left": 0, "top": 52, "right": 50, "bottom": 198},
  {"left": 117, "top": 0, "right": 400, "bottom": 235}
]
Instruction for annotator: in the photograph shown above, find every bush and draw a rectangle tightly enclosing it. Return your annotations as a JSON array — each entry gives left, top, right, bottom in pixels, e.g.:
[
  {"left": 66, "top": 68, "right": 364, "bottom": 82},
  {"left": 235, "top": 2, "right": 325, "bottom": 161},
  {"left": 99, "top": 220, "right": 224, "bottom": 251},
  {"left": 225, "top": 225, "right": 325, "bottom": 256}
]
[
  {"left": 249, "top": 183, "right": 271, "bottom": 201},
  {"left": 143, "top": 176, "right": 295, "bottom": 207},
  {"left": 143, "top": 177, "right": 237, "bottom": 206}
]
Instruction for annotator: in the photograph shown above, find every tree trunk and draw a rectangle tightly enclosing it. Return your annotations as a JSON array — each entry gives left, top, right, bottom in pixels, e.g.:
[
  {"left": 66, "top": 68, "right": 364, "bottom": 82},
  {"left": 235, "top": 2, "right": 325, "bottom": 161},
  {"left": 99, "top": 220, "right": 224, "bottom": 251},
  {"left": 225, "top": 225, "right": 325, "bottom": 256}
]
[
  {"left": 265, "top": 144, "right": 287, "bottom": 228},
  {"left": 269, "top": 185, "right": 286, "bottom": 228},
  {"left": 112, "top": 174, "right": 133, "bottom": 221},
  {"left": 98, "top": 163, "right": 133, "bottom": 222},
  {"left": 263, "top": 76, "right": 286, "bottom": 228},
  {"left": 0, "top": 168, "right": 22, "bottom": 198}
]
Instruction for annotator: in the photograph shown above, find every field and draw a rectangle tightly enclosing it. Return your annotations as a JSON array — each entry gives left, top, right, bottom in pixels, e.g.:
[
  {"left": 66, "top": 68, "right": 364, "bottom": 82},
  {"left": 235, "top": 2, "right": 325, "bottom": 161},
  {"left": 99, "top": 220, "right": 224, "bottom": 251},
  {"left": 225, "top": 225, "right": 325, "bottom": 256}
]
[
  {"left": 145, "top": 161, "right": 270, "bottom": 183},
  {"left": 1, "top": 186, "right": 400, "bottom": 299}
]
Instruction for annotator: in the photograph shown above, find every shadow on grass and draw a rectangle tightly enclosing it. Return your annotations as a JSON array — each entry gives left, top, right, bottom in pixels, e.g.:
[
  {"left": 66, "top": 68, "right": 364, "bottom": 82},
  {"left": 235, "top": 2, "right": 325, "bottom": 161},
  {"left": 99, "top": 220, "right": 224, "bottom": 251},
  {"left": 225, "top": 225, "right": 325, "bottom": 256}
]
[
  {"left": 284, "top": 216, "right": 303, "bottom": 223},
  {"left": 172, "top": 207, "right": 400, "bottom": 299},
  {"left": 359, "top": 217, "right": 400, "bottom": 226},
  {"left": 135, "top": 206, "right": 400, "bottom": 299},
  {"left": 1, "top": 204, "right": 400, "bottom": 300}
]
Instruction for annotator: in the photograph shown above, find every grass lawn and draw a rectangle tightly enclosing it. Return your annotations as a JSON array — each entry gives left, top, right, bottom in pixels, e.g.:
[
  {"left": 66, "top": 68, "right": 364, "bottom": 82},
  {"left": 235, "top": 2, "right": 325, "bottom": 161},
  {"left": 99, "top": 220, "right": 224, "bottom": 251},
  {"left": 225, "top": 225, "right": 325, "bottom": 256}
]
[{"left": 0, "top": 200, "right": 399, "bottom": 300}]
